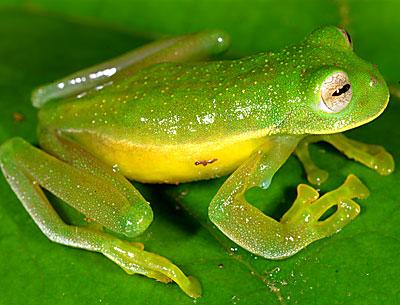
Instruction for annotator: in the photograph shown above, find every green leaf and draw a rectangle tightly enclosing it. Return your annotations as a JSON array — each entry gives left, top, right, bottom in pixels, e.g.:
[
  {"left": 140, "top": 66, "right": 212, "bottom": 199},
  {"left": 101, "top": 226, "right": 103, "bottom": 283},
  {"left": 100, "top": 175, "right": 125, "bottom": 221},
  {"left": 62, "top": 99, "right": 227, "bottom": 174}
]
[{"left": 0, "top": 2, "right": 399, "bottom": 304}]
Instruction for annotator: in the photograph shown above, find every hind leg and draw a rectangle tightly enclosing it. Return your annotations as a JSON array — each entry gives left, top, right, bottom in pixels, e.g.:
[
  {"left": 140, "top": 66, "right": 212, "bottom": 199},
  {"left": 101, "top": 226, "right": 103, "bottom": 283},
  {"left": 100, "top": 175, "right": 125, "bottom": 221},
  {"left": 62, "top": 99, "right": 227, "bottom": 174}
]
[{"left": 0, "top": 137, "right": 200, "bottom": 298}]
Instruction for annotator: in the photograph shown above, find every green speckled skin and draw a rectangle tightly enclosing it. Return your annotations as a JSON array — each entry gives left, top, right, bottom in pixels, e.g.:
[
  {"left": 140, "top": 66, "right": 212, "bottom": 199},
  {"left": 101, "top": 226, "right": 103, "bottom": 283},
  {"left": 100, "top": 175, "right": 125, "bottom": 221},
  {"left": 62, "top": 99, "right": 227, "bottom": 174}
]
[
  {"left": 38, "top": 27, "right": 388, "bottom": 148},
  {"left": 0, "top": 27, "right": 394, "bottom": 297}
]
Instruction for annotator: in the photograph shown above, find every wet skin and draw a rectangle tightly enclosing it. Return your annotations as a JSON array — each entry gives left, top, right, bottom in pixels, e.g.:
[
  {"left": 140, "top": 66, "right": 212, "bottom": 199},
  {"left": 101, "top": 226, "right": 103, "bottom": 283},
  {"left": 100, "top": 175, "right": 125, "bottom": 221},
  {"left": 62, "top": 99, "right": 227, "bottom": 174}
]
[{"left": 0, "top": 26, "right": 394, "bottom": 297}]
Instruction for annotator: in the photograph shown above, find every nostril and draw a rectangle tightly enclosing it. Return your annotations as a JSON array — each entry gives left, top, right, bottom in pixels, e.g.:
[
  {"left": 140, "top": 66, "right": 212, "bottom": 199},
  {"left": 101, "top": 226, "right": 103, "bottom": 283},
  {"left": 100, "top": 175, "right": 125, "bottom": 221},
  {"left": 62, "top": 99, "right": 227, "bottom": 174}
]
[{"left": 369, "top": 76, "right": 378, "bottom": 87}]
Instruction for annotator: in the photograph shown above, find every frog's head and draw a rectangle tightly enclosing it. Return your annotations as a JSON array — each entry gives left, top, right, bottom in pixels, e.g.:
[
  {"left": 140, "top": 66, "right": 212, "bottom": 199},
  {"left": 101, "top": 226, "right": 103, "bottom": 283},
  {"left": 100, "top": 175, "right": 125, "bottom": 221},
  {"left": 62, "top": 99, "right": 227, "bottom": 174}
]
[{"left": 286, "top": 26, "right": 389, "bottom": 135}]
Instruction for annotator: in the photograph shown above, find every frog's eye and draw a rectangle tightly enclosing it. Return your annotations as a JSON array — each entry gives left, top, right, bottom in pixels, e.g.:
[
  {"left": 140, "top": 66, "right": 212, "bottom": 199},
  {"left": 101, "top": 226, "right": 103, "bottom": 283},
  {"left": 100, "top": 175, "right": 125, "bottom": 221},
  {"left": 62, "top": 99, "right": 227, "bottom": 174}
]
[
  {"left": 320, "top": 72, "right": 352, "bottom": 113},
  {"left": 338, "top": 28, "right": 353, "bottom": 48}
]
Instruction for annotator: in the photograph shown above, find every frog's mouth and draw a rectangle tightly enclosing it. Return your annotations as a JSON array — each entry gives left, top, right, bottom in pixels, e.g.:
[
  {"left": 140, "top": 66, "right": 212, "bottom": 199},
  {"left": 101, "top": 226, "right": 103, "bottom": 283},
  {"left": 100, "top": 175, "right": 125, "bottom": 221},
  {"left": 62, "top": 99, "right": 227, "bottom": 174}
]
[
  {"left": 346, "top": 94, "right": 390, "bottom": 131},
  {"left": 311, "top": 101, "right": 389, "bottom": 136}
]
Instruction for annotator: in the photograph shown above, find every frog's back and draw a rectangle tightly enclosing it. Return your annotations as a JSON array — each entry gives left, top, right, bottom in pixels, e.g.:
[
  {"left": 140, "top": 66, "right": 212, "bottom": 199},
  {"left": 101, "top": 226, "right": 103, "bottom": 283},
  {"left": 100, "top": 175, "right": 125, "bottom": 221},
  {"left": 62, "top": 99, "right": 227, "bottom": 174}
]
[
  {"left": 37, "top": 26, "right": 390, "bottom": 183},
  {"left": 38, "top": 57, "right": 286, "bottom": 183}
]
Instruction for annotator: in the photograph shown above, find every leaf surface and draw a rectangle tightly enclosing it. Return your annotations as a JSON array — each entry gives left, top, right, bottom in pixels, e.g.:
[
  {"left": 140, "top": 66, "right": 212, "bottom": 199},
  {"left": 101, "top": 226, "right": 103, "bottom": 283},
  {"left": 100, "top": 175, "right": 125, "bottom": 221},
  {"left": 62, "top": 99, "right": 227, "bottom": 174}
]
[{"left": 0, "top": 2, "right": 399, "bottom": 304}]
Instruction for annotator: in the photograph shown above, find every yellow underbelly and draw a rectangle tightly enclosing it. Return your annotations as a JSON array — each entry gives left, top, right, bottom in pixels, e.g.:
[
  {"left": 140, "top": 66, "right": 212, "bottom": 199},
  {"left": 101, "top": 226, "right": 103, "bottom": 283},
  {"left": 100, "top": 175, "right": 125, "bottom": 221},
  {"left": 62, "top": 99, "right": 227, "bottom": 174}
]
[{"left": 73, "top": 131, "right": 269, "bottom": 184}]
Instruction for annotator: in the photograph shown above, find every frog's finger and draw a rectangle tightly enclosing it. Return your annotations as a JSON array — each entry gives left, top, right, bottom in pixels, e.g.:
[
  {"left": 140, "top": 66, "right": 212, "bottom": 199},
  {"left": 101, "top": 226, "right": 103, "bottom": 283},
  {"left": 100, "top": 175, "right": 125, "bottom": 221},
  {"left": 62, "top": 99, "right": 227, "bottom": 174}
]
[
  {"left": 209, "top": 137, "right": 369, "bottom": 260},
  {"left": 320, "top": 133, "right": 395, "bottom": 176},
  {"left": 0, "top": 137, "right": 200, "bottom": 298},
  {"left": 279, "top": 175, "right": 365, "bottom": 227},
  {"left": 280, "top": 184, "right": 319, "bottom": 225},
  {"left": 295, "top": 138, "right": 329, "bottom": 185},
  {"left": 32, "top": 30, "right": 230, "bottom": 108},
  {"left": 314, "top": 199, "right": 360, "bottom": 237},
  {"left": 306, "top": 174, "right": 368, "bottom": 222},
  {"left": 283, "top": 175, "right": 367, "bottom": 246},
  {"left": 308, "top": 175, "right": 367, "bottom": 238},
  {"left": 296, "top": 133, "right": 394, "bottom": 185}
]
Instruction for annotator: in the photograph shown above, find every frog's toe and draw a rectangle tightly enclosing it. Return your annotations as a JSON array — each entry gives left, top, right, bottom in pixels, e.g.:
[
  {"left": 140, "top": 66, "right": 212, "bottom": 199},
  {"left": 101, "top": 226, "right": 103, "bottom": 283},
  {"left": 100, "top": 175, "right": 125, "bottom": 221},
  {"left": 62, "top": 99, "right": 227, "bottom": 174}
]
[
  {"left": 307, "top": 168, "right": 329, "bottom": 186},
  {"left": 314, "top": 198, "right": 360, "bottom": 237},
  {"left": 372, "top": 150, "right": 395, "bottom": 176},
  {"left": 277, "top": 175, "right": 368, "bottom": 254},
  {"left": 342, "top": 174, "right": 370, "bottom": 199},
  {"left": 305, "top": 175, "right": 368, "bottom": 237},
  {"left": 186, "top": 276, "right": 202, "bottom": 299},
  {"left": 103, "top": 240, "right": 201, "bottom": 298},
  {"left": 294, "top": 137, "right": 329, "bottom": 186},
  {"left": 130, "top": 241, "right": 145, "bottom": 250},
  {"left": 307, "top": 175, "right": 367, "bottom": 215},
  {"left": 317, "top": 134, "right": 395, "bottom": 177}
]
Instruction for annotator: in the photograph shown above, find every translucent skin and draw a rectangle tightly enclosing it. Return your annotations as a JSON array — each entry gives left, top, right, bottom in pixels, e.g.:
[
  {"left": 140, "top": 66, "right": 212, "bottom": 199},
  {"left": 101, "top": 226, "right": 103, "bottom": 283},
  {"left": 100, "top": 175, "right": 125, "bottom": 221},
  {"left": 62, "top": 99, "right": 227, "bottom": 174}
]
[
  {"left": 37, "top": 27, "right": 389, "bottom": 183},
  {"left": 0, "top": 27, "right": 394, "bottom": 298}
]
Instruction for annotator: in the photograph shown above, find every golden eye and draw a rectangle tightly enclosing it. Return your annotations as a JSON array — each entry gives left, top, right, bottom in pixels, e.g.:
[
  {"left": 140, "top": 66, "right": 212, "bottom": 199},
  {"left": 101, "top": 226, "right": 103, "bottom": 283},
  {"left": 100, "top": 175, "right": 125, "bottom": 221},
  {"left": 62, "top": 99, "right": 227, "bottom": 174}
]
[{"left": 320, "top": 72, "right": 352, "bottom": 113}]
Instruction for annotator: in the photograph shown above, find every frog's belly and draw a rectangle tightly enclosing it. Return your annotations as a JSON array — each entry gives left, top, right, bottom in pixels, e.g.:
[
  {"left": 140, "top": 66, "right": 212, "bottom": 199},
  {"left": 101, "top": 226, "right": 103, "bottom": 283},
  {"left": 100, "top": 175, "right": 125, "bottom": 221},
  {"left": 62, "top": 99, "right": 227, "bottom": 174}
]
[{"left": 74, "top": 132, "right": 269, "bottom": 183}]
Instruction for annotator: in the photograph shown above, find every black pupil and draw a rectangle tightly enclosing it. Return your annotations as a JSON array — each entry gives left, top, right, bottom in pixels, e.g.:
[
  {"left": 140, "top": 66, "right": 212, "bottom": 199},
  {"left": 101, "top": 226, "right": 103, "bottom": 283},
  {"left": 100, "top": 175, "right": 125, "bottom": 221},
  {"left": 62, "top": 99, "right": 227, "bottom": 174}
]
[{"left": 332, "top": 83, "right": 351, "bottom": 96}]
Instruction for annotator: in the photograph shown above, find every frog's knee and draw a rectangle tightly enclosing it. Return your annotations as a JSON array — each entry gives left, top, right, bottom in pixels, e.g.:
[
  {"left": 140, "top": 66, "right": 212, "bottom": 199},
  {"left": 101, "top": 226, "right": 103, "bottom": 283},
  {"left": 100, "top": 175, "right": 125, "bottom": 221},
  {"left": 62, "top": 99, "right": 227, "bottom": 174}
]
[{"left": 121, "top": 201, "right": 154, "bottom": 238}]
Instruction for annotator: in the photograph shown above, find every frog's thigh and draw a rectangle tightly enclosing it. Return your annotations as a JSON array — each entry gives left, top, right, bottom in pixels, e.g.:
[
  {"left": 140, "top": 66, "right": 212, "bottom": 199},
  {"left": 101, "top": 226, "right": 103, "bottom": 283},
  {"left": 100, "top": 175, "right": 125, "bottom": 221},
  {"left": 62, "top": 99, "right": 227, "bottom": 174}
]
[
  {"left": 208, "top": 136, "right": 369, "bottom": 259},
  {"left": 39, "top": 129, "right": 156, "bottom": 238},
  {"left": 0, "top": 137, "right": 201, "bottom": 298},
  {"left": 296, "top": 133, "right": 394, "bottom": 186},
  {"left": 8, "top": 135, "right": 153, "bottom": 237},
  {"left": 32, "top": 29, "right": 230, "bottom": 108}
]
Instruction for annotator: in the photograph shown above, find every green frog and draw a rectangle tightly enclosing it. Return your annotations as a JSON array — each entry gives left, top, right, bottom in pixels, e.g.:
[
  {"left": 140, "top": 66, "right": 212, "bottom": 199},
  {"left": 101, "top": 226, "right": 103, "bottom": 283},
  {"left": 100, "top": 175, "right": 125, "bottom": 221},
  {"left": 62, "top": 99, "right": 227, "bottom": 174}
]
[{"left": 0, "top": 26, "right": 394, "bottom": 297}]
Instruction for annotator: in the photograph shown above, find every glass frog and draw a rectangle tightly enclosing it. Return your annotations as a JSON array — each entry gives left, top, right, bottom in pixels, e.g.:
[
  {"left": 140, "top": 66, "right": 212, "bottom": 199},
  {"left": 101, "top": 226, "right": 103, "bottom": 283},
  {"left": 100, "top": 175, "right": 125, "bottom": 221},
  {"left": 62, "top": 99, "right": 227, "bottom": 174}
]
[{"left": 0, "top": 26, "right": 394, "bottom": 297}]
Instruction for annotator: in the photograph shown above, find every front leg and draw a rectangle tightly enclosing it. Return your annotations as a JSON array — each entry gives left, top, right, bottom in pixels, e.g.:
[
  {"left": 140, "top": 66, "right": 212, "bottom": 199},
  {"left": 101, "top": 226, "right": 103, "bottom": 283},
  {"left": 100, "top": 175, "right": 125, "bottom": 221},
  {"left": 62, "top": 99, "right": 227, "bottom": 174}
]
[
  {"left": 208, "top": 136, "right": 369, "bottom": 259},
  {"left": 295, "top": 133, "right": 394, "bottom": 185}
]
